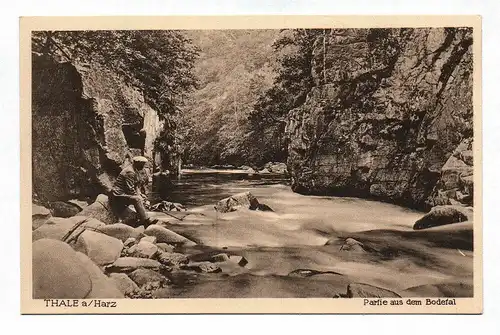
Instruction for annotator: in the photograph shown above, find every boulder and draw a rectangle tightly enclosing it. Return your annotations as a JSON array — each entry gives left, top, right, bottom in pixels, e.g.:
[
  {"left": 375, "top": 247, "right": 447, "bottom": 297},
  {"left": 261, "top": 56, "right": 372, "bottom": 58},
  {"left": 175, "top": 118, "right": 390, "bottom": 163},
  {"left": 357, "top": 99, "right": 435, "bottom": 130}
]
[
  {"left": 127, "top": 240, "right": 158, "bottom": 259},
  {"left": 157, "top": 251, "right": 189, "bottom": 267},
  {"left": 78, "top": 194, "right": 138, "bottom": 225},
  {"left": 74, "top": 252, "right": 124, "bottom": 298},
  {"left": 106, "top": 257, "right": 162, "bottom": 272},
  {"left": 73, "top": 230, "right": 124, "bottom": 266},
  {"left": 109, "top": 273, "right": 140, "bottom": 296},
  {"left": 144, "top": 224, "right": 196, "bottom": 246},
  {"left": 141, "top": 235, "right": 157, "bottom": 244},
  {"left": 228, "top": 255, "right": 248, "bottom": 267},
  {"left": 156, "top": 243, "right": 175, "bottom": 253},
  {"left": 97, "top": 223, "right": 145, "bottom": 242},
  {"left": 346, "top": 283, "right": 401, "bottom": 298},
  {"left": 32, "top": 204, "right": 51, "bottom": 230},
  {"left": 414, "top": 205, "right": 473, "bottom": 230},
  {"left": 32, "top": 239, "right": 92, "bottom": 299},
  {"left": 128, "top": 268, "right": 170, "bottom": 288},
  {"left": 49, "top": 201, "right": 82, "bottom": 218},
  {"left": 67, "top": 199, "right": 89, "bottom": 211},
  {"left": 183, "top": 262, "right": 222, "bottom": 273},
  {"left": 124, "top": 237, "right": 136, "bottom": 247},
  {"left": 339, "top": 238, "right": 366, "bottom": 252},
  {"left": 264, "top": 162, "right": 288, "bottom": 174},
  {"left": 214, "top": 192, "right": 260, "bottom": 213},
  {"left": 210, "top": 253, "right": 230, "bottom": 262},
  {"left": 32, "top": 216, "right": 104, "bottom": 242},
  {"left": 256, "top": 203, "right": 274, "bottom": 212}
]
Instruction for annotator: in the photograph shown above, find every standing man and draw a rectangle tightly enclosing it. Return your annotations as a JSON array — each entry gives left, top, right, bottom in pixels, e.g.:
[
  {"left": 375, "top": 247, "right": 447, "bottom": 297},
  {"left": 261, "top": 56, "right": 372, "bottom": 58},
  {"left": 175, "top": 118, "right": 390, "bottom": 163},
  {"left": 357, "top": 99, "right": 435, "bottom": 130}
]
[{"left": 110, "top": 156, "right": 158, "bottom": 227}]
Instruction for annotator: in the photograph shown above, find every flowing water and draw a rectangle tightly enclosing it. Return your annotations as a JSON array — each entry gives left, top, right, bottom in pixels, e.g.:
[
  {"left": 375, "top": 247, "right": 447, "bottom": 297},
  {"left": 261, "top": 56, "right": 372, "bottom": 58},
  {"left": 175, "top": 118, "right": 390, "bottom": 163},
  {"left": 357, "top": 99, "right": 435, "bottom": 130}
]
[{"left": 152, "top": 169, "right": 473, "bottom": 298}]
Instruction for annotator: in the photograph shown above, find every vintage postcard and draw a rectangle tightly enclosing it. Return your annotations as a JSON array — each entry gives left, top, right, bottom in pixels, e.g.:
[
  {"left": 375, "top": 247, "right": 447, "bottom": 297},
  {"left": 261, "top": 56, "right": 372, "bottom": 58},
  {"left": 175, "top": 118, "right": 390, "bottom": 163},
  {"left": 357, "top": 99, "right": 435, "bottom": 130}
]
[{"left": 20, "top": 15, "right": 482, "bottom": 314}]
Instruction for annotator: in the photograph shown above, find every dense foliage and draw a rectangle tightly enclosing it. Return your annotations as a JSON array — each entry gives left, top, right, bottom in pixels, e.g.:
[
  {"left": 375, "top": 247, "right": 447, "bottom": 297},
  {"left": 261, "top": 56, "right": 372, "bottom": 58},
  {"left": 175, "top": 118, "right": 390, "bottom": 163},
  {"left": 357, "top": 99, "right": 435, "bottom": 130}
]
[
  {"left": 179, "top": 29, "right": 324, "bottom": 167},
  {"left": 32, "top": 30, "right": 200, "bottom": 119},
  {"left": 178, "top": 30, "right": 277, "bottom": 167},
  {"left": 247, "top": 29, "right": 324, "bottom": 164}
]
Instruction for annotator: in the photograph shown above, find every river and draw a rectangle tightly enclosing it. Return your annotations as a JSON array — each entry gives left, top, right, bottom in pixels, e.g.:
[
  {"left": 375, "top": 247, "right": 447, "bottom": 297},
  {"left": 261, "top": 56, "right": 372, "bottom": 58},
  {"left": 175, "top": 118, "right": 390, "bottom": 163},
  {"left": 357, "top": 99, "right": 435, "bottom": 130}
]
[{"left": 150, "top": 169, "right": 473, "bottom": 298}]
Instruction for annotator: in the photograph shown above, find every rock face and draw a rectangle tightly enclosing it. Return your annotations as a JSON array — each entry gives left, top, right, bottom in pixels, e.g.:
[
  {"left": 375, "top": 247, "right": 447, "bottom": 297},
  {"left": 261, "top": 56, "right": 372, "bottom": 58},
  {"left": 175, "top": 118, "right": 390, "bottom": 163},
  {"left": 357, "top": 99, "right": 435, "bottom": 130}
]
[
  {"left": 32, "top": 54, "right": 164, "bottom": 203},
  {"left": 428, "top": 138, "right": 474, "bottom": 207},
  {"left": 285, "top": 28, "right": 473, "bottom": 209}
]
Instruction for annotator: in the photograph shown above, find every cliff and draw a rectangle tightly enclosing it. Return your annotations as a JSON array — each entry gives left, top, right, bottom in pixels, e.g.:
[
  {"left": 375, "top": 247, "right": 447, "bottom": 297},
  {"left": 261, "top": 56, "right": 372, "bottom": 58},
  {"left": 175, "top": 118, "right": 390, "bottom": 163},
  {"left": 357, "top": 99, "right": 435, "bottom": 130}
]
[
  {"left": 285, "top": 28, "right": 473, "bottom": 209},
  {"left": 32, "top": 54, "right": 165, "bottom": 202}
]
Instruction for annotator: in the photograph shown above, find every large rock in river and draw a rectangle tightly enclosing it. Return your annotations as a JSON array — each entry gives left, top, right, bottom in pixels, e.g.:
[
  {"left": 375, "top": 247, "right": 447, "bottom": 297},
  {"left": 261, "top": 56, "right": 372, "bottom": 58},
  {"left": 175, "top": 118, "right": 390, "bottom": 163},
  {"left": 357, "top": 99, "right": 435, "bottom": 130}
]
[
  {"left": 214, "top": 191, "right": 260, "bottom": 213},
  {"left": 413, "top": 205, "right": 473, "bottom": 230},
  {"left": 144, "top": 224, "right": 196, "bottom": 246}
]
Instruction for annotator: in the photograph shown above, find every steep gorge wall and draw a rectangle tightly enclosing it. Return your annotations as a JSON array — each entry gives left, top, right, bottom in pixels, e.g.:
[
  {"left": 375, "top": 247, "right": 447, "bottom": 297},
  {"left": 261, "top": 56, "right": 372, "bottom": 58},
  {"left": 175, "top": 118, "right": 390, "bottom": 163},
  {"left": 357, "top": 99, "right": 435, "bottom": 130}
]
[
  {"left": 32, "top": 55, "right": 164, "bottom": 202},
  {"left": 286, "top": 28, "right": 473, "bottom": 209}
]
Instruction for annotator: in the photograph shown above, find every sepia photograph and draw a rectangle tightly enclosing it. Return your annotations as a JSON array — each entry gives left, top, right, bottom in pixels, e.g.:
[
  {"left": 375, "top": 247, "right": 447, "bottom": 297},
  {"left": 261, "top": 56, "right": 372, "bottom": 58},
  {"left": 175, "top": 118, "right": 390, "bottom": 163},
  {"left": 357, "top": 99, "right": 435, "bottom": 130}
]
[{"left": 20, "top": 16, "right": 482, "bottom": 314}]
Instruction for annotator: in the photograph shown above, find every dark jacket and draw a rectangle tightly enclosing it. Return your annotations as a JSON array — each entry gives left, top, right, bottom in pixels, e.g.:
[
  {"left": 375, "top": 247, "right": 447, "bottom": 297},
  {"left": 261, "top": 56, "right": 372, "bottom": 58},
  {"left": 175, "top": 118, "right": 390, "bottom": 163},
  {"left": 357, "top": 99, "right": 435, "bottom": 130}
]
[{"left": 112, "top": 165, "right": 141, "bottom": 196}]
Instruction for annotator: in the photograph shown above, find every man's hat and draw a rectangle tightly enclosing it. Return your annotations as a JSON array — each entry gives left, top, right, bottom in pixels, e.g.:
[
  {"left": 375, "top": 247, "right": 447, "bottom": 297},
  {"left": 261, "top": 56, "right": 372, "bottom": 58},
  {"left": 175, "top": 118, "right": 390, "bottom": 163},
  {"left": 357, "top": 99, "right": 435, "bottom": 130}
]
[{"left": 132, "top": 156, "right": 148, "bottom": 163}]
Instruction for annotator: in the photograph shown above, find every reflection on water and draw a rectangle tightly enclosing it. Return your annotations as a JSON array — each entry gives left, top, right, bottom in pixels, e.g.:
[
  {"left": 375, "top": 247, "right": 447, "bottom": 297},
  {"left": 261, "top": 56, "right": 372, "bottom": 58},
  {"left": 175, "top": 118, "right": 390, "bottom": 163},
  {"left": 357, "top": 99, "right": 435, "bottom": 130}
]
[{"left": 151, "top": 170, "right": 290, "bottom": 208}]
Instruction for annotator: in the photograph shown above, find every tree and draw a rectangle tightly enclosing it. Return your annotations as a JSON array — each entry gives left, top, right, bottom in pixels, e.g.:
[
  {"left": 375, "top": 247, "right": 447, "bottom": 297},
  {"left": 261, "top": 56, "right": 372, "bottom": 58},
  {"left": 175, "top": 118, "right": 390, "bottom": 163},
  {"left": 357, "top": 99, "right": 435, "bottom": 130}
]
[
  {"left": 32, "top": 30, "right": 200, "bottom": 120},
  {"left": 246, "top": 29, "right": 324, "bottom": 163}
]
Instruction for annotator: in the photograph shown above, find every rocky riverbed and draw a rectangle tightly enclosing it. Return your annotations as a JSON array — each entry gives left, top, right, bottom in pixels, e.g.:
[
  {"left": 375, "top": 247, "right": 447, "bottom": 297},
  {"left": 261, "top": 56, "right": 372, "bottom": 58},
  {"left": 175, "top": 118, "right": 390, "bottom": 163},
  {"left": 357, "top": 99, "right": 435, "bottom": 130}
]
[{"left": 32, "top": 176, "right": 473, "bottom": 299}]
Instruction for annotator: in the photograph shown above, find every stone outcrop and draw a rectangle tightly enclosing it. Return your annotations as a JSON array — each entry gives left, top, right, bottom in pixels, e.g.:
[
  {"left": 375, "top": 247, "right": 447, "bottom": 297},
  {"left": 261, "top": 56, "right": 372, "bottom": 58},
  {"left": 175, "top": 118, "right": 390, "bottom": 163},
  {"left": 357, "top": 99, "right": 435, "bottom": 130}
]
[
  {"left": 32, "top": 54, "right": 164, "bottom": 203},
  {"left": 214, "top": 191, "right": 273, "bottom": 213},
  {"left": 428, "top": 138, "right": 474, "bottom": 207},
  {"left": 285, "top": 28, "right": 473, "bottom": 209},
  {"left": 144, "top": 224, "right": 196, "bottom": 246},
  {"left": 413, "top": 205, "right": 473, "bottom": 230},
  {"left": 77, "top": 194, "right": 138, "bottom": 225}
]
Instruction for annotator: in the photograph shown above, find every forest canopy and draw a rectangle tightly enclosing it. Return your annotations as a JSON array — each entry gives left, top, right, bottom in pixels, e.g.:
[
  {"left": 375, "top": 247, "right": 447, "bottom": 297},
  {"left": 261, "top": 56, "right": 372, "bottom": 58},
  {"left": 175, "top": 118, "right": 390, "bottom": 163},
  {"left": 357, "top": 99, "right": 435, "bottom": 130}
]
[
  {"left": 179, "top": 29, "right": 323, "bottom": 167},
  {"left": 32, "top": 30, "right": 200, "bottom": 119}
]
